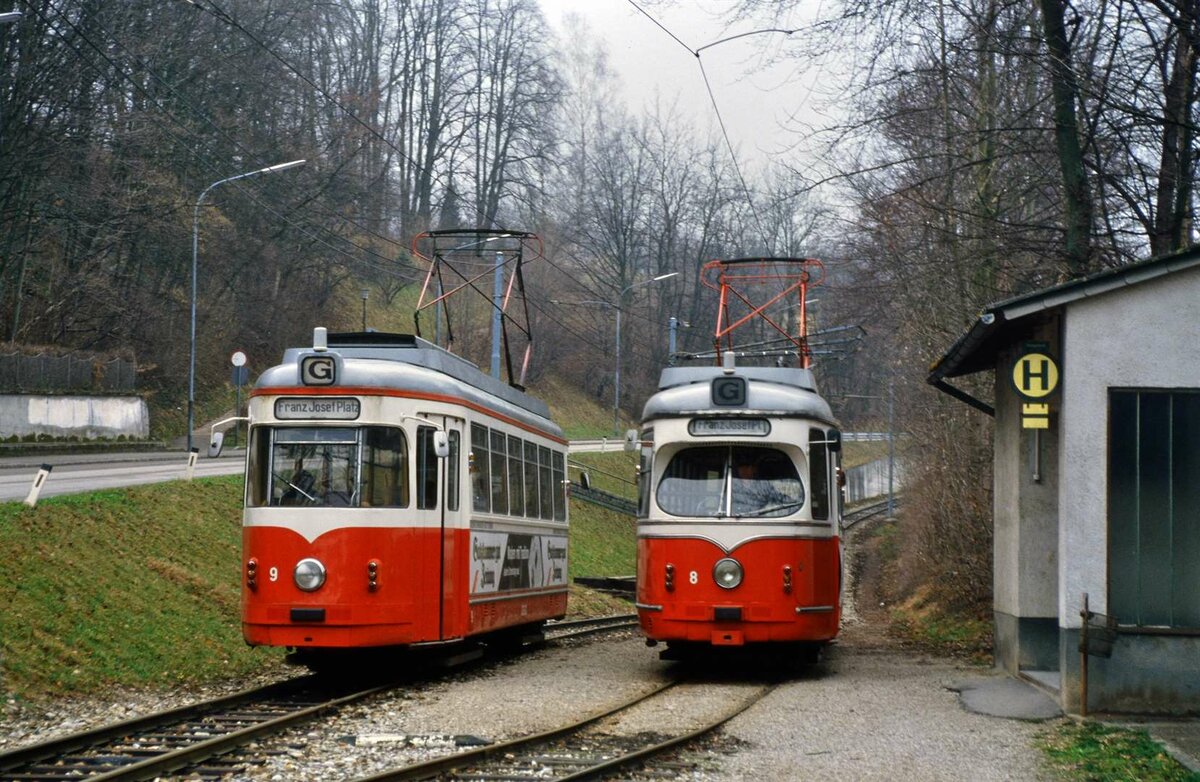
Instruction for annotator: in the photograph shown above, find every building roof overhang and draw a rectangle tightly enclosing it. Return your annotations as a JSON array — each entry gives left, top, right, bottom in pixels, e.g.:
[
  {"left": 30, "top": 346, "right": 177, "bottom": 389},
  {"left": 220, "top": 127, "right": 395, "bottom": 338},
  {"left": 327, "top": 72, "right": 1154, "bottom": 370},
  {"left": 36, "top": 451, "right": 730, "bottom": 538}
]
[{"left": 929, "top": 246, "right": 1200, "bottom": 385}]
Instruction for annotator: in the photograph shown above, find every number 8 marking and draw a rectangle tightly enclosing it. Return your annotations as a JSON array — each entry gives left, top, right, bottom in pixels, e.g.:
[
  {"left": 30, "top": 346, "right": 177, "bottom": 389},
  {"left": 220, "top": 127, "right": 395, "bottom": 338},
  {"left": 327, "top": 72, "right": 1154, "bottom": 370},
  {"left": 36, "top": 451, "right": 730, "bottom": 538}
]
[
  {"left": 269, "top": 567, "right": 279, "bottom": 582},
  {"left": 689, "top": 570, "right": 698, "bottom": 585}
]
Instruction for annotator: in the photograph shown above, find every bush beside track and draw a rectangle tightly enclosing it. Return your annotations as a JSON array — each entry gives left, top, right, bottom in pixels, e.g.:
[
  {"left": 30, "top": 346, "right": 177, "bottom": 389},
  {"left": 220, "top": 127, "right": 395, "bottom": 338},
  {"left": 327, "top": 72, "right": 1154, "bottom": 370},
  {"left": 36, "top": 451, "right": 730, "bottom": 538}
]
[{"left": 0, "top": 475, "right": 636, "bottom": 701}]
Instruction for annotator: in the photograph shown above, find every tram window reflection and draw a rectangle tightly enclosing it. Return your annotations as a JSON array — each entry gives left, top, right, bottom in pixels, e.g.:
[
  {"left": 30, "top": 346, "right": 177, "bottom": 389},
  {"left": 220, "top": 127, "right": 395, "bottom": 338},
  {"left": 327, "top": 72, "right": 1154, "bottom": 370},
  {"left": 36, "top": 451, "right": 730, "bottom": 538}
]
[{"left": 656, "top": 446, "right": 804, "bottom": 518}]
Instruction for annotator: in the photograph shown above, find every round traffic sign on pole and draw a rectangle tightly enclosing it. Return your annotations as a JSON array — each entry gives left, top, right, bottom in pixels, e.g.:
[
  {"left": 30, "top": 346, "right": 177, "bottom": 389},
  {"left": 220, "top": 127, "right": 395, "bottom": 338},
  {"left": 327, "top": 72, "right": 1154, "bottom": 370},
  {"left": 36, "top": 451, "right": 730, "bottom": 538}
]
[{"left": 231, "top": 350, "right": 247, "bottom": 367}]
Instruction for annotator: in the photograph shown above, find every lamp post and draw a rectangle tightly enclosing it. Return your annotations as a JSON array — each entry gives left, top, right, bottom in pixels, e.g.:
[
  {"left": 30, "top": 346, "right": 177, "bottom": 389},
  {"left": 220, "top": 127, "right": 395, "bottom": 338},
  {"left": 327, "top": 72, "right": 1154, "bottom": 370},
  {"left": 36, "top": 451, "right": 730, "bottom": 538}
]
[
  {"left": 572, "top": 272, "right": 679, "bottom": 435},
  {"left": 360, "top": 288, "right": 369, "bottom": 331},
  {"left": 189, "top": 159, "right": 306, "bottom": 452}
]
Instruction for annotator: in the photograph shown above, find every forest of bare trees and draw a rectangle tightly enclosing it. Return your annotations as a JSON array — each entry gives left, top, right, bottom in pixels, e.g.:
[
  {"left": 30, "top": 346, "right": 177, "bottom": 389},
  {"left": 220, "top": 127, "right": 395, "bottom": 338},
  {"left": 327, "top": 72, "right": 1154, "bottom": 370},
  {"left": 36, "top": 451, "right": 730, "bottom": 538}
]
[{"left": 3, "top": 0, "right": 1200, "bottom": 613}]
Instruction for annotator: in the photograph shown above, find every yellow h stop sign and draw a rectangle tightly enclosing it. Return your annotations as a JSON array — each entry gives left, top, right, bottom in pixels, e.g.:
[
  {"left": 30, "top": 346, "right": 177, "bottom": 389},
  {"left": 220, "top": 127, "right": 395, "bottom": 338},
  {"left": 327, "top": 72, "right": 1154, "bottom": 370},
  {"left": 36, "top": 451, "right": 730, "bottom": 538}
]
[{"left": 1013, "top": 353, "right": 1059, "bottom": 398}]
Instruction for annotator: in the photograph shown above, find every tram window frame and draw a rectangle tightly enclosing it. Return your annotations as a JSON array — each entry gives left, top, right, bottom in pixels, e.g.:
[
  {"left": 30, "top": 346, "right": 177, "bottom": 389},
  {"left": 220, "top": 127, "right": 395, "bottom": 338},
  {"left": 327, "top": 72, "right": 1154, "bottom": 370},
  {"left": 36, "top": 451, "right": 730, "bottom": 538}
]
[
  {"left": 637, "top": 428, "right": 653, "bottom": 518},
  {"left": 470, "top": 423, "right": 490, "bottom": 512},
  {"left": 490, "top": 429, "right": 509, "bottom": 515},
  {"left": 656, "top": 445, "right": 805, "bottom": 519},
  {"left": 248, "top": 425, "right": 409, "bottom": 508},
  {"left": 1109, "top": 389, "right": 1200, "bottom": 629},
  {"left": 809, "top": 429, "right": 830, "bottom": 521},
  {"left": 508, "top": 435, "right": 525, "bottom": 516},
  {"left": 416, "top": 425, "right": 439, "bottom": 510},
  {"left": 361, "top": 426, "right": 409, "bottom": 508},
  {"left": 524, "top": 440, "right": 540, "bottom": 518},
  {"left": 552, "top": 450, "right": 566, "bottom": 521},
  {"left": 538, "top": 446, "right": 554, "bottom": 519},
  {"left": 246, "top": 426, "right": 271, "bottom": 506},
  {"left": 446, "top": 430, "right": 460, "bottom": 512}
]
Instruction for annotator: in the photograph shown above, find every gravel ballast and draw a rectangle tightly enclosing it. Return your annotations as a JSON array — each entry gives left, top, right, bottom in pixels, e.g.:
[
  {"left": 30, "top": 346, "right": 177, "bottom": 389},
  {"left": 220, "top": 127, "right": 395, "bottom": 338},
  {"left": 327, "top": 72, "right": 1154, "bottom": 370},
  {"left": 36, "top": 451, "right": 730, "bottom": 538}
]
[{"left": 1, "top": 629, "right": 1054, "bottom": 780}]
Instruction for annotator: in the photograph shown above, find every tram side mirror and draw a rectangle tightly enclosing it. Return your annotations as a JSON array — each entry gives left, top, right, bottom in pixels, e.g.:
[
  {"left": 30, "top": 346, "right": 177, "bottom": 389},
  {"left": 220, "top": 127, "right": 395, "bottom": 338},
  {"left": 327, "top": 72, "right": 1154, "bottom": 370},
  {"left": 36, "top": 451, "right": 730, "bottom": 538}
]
[
  {"left": 828, "top": 429, "right": 842, "bottom": 453},
  {"left": 208, "top": 431, "right": 225, "bottom": 459},
  {"left": 579, "top": 472, "right": 592, "bottom": 490},
  {"left": 434, "top": 431, "right": 450, "bottom": 458},
  {"left": 624, "top": 429, "right": 639, "bottom": 451}
]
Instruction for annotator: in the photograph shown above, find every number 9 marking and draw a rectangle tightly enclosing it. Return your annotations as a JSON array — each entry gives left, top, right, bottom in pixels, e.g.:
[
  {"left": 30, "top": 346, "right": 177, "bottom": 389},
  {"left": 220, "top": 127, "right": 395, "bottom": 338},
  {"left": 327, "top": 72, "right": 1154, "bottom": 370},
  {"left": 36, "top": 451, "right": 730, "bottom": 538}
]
[
  {"left": 269, "top": 567, "right": 279, "bottom": 582},
  {"left": 689, "top": 570, "right": 698, "bottom": 585}
]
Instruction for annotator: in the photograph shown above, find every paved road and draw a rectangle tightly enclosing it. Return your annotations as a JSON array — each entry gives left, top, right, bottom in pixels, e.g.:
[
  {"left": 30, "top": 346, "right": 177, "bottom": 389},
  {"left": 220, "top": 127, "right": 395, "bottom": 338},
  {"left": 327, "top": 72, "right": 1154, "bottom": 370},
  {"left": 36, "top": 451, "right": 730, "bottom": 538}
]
[
  {"left": 0, "top": 437, "right": 609, "bottom": 502},
  {"left": 0, "top": 451, "right": 244, "bottom": 502}
]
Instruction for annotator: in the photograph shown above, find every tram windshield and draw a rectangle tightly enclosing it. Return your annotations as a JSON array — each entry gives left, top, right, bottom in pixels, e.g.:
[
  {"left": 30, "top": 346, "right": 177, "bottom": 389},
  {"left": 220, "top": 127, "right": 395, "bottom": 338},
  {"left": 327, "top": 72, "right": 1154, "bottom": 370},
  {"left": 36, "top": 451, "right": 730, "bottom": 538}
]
[
  {"left": 247, "top": 426, "right": 410, "bottom": 508},
  {"left": 656, "top": 446, "right": 804, "bottom": 518}
]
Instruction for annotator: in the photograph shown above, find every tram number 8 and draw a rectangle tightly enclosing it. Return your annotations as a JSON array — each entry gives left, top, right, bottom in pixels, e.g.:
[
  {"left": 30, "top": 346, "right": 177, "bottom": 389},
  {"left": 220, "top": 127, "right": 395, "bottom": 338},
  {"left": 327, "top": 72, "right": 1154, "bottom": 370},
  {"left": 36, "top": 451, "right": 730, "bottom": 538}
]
[
  {"left": 269, "top": 567, "right": 279, "bottom": 582},
  {"left": 689, "top": 570, "right": 698, "bottom": 585}
]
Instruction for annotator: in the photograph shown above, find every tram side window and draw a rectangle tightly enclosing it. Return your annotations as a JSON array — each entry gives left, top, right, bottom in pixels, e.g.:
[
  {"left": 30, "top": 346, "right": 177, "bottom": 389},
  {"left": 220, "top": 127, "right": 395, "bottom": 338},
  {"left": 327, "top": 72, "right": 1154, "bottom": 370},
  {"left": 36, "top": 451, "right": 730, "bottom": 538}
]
[
  {"left": 508, "top": 435, "right": 525, "bottom": 516},
  {"left": 446, "top": 430, "right": 460, "bottom": 512},
  {"left": 490, "top": 430, "right": 509, "bottom": 514},
  {"left": 552, "top": 451, "right": 566, "bottom": 521},
  {"left": 362, "top": 426, "right": 409, "bottom": 508},
  {"left": 471, "top": 423, "right": 490, "bottom": 512},
  {"left": 637, "top": 429, "right": 653, "bottom": 518},
  {"left": 524, "top": 440, "right": 540, "bottom": 518},
  {"left": 416, "top": 426, "right": 440, "bottom": 509},
  {"left": 809, "top": 429, "right": 830, "bottom": 521},
  {"left": 538, "top": 446, "right": 554, "bottom": 519},
  {"left": 247, "top": 427, "right": 270, "bottom": 506}
]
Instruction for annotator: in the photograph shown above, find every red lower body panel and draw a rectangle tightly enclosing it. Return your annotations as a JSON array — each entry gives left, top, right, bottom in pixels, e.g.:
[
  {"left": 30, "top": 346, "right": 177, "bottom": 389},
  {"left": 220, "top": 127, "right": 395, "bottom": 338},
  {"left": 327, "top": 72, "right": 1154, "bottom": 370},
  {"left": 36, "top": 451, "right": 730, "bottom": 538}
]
[
  {"left": 636, "top": 536, "right": 841, "bottom": 645},
  {"left": 242, "top": 525, "right": 564, "bottom": 649}
]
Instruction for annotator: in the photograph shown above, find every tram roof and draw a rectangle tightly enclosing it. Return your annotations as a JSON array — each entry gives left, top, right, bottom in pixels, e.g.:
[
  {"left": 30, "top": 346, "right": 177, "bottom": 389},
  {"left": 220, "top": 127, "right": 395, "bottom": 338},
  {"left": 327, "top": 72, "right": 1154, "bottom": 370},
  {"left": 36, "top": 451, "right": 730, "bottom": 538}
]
[
  {"left": 642, "top": 364, "right": 834, "bottom": 424},
  {"left": 257, "top": 331, "right": 561, "bottom": 437}
]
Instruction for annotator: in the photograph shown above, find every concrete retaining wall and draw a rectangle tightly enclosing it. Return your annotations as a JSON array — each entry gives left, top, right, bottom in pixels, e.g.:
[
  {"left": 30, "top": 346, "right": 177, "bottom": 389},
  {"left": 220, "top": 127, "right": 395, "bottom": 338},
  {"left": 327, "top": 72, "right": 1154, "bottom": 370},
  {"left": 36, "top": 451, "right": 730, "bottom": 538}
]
[
  {"left": 845, "top": 456, "right": 904, "bottom": 503},
  {"left": 0, "top": 395, "right": 149, "bottom": 440}
]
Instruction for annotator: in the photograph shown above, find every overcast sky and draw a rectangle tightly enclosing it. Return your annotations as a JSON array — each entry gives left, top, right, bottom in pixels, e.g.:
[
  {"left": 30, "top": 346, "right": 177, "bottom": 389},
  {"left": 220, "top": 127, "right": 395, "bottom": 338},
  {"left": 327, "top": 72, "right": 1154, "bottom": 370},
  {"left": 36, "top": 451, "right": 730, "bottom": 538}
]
[{"left": 537, "top": 1, "right": 835, "bottom": 175}]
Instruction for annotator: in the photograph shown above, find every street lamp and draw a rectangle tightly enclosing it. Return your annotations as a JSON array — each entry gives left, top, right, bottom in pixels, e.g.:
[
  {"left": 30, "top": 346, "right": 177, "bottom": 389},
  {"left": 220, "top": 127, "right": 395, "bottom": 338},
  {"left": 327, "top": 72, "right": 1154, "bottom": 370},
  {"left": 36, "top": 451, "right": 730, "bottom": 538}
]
[{"left": 189, "top": 159, "right": 306, "bottom": 452}]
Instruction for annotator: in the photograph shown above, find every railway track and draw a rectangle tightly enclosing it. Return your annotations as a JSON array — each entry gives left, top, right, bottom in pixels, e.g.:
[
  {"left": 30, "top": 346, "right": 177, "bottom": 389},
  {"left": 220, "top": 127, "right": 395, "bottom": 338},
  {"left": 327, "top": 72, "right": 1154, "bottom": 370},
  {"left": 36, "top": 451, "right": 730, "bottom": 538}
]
[
  {"left": 842, "top": 497, "right": 900, "bottom": 530},
  {"left": 351, "top": 679, "right": 774, "bottom": 782},
  {"left": 0, "top": 616, "right": 636, "bottom": 782}
]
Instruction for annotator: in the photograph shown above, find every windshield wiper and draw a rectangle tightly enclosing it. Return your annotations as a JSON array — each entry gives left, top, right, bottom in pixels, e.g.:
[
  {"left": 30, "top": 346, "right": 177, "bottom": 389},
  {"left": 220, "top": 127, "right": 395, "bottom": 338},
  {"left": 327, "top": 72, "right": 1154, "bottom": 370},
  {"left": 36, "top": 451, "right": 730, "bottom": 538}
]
[
  {"left": 737, "top": 499, "right": 804, "bottom": 518},
  {"left": 274, "top": 471, "right": 321, "bottom": 505}
]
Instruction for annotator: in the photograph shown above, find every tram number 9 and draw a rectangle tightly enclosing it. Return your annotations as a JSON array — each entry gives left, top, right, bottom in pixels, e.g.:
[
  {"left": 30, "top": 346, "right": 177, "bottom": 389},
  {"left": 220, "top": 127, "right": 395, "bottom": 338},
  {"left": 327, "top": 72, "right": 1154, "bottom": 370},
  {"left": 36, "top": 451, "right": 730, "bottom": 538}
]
[
  {"left": 689, "top": 570, "right": 698, "bottom": 585},
  {"left": 269, "top": 567, "right": 279, "bottom": 582}
]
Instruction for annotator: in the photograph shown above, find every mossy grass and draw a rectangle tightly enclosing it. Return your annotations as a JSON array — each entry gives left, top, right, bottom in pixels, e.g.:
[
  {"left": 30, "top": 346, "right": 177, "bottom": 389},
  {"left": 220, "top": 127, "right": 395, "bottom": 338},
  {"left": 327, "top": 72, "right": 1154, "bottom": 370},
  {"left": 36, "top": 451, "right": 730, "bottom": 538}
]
[{"left": 1040, "top": 721, "right": 1200, "bottom": 781}]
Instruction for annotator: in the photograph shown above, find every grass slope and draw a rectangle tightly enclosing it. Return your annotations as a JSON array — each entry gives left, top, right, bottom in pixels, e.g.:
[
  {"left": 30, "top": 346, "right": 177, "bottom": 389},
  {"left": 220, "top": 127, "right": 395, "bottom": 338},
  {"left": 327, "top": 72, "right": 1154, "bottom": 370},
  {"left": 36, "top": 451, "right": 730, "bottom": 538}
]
[
  {"left": 0, "top": 477, "right": 283, "bottom": 699},
  {"left": 0, "top": 474, "right": 637, "bottom": 700}
]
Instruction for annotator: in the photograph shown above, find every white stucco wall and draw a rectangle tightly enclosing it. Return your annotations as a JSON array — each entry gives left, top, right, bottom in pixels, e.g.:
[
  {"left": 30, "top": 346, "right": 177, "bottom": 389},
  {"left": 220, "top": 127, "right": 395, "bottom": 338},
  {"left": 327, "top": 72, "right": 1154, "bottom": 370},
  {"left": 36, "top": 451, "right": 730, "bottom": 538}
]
[
  {"left": 0, "top": 395, "right": 149, "bottom": 439},
  {"left": 1059, "top": 268, "right": 1200, "bottom": 626}
]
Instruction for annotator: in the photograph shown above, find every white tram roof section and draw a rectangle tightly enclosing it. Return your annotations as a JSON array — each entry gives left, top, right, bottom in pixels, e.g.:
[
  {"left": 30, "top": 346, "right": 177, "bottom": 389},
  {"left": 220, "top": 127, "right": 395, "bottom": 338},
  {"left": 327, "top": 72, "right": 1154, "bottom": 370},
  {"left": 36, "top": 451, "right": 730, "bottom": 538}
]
[
  {"left": 642, "top": 365, "right": 836, "bottom": 425},
  {"left": 256, "top": 331, "right": 563, "bottom": 440}
]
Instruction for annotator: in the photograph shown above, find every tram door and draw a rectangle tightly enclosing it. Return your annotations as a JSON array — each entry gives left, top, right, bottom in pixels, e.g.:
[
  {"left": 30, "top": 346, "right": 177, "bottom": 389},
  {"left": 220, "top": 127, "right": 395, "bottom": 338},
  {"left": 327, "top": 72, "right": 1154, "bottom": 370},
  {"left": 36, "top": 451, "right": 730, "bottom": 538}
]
[
  {"left": 438, "top": 417, "right": 464, "bottom": 639},
  {"left": 414, "top": 416, "right": 464, "bottom": 640}
]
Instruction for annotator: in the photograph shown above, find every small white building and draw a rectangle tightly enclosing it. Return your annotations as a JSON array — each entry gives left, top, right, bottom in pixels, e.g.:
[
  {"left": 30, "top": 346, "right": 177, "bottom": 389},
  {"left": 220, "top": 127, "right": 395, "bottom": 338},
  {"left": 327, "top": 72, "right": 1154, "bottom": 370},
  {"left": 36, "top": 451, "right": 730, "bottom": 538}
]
[{"left": 929, "top": 248, "right": 1200, "bottom": 714}]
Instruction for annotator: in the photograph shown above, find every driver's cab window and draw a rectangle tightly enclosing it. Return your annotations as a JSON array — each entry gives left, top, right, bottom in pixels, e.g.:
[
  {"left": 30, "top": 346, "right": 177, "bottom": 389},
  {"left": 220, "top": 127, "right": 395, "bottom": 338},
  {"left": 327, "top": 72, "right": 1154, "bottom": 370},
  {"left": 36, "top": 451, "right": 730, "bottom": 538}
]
[
  {"left": 656, "top": 445, "right": 804, "bottom": 518},
  {"left": 270, "top": 427, "right": 357, "bottom": 507}
]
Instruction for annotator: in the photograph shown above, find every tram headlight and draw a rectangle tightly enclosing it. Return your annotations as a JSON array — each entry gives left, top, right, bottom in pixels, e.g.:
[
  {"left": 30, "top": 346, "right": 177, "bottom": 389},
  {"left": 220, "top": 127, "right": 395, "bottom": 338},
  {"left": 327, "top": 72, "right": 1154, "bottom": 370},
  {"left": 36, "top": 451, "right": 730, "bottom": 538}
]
[
  {"left": 294, "top": 558, "right": 327, "bottom": 592},
  {"left": 713, "top": 558, "right": 744, "bottom": 590}
]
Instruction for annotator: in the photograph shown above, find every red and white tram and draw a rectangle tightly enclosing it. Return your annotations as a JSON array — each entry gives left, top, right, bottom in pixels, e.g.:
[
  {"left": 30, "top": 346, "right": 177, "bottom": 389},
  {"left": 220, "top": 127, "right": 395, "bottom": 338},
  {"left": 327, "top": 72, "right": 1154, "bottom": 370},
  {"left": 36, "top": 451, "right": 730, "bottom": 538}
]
[
  {"left": 635, "top": 258, "right": 843, "bottom": 659},
  {"left": 229, "top": 328, "right": 569, "bottom": 656}
]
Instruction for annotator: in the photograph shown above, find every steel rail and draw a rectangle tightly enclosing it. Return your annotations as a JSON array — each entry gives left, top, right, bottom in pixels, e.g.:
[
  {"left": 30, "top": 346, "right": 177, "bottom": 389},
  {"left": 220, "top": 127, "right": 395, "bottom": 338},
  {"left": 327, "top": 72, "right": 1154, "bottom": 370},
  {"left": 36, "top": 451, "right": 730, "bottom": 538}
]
[
  {"left": 0, "top": 618, "right": 639, "bottom": 781},
  {"left": 0, "top": 675, "right": 316, "bottom": 775},
  {"left": 557, "top": 684, "right": 776, "bottom": 781},
  {"left": 350, "top": 680, "right": 679, "bottom": 782}
]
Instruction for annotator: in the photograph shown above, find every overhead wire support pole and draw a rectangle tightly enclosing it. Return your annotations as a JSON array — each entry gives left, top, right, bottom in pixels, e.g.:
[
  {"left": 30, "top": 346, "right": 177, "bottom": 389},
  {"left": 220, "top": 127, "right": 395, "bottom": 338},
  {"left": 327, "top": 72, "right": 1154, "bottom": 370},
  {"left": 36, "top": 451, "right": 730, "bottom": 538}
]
[{"left": 189, "top": 158, "right": 305, "bottom": 453}]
